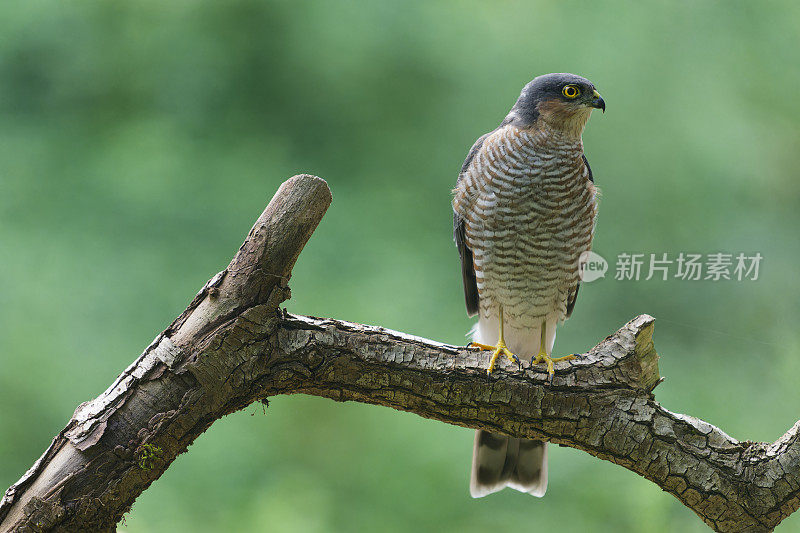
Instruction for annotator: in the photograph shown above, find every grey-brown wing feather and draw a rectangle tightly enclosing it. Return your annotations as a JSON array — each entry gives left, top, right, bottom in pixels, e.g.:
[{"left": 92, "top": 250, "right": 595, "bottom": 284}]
[
  {"left": 454, "top": 214, "right": 479, "bottom": 316},
  {"left": 565, "top": 284, "right": 580, "bottom": 318},
  {"left": 454, "top": 132, "right": 492, "bottom": 317},
  {"left": 565, "top": 154, "right": 595, "bottom": 318},
  {"left": 582, "top": 153, "right": 594, "bottom": 183}
]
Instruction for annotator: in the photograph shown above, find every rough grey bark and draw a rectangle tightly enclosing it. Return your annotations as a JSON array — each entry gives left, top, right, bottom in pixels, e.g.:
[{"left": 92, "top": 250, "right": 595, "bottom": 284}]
[{"left": 1, "top": 175, "right": 798, "bottom": 532}]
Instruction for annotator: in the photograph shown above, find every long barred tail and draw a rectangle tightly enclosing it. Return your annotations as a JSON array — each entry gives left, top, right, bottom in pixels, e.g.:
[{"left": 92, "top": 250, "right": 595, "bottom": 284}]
[
  {"left": 469, "top": 314, "right": 551, "bottom": 498},
  {"left": 470, "top": 430, "right": 548, "bottom": 498}
]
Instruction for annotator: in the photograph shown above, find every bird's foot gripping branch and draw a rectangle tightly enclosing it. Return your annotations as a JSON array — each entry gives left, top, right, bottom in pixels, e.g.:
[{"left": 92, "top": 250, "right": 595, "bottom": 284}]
[{"left": 1, "top": 175, "right": 798, "bottom": 533}]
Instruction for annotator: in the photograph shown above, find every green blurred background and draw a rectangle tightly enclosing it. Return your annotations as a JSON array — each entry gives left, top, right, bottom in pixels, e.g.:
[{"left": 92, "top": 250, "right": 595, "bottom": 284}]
[{"left": 2, "top": 1, "right": 799, "bottom": 531}]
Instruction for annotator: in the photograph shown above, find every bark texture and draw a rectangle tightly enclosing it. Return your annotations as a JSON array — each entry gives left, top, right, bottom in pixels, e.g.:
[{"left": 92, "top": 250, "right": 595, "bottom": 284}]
[{"left": 2, "top": 175, "right": 798, "bottom": 532}]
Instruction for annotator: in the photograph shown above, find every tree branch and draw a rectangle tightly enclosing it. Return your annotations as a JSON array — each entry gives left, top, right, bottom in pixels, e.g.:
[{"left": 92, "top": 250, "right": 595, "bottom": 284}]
[{"left": 2, "top": 176, "right": 798, "bottom": 532}]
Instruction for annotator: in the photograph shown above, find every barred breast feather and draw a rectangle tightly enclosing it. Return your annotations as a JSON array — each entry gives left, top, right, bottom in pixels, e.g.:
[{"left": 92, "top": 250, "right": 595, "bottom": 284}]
[{"left": 453, "top": 123, "right": 597, "bottom": 341}]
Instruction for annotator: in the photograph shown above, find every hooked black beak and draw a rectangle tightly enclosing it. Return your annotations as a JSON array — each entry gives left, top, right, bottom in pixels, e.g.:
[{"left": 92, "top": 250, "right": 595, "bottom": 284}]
[{"left": 590, "top": 89, "right": 605, "bottom": 113}]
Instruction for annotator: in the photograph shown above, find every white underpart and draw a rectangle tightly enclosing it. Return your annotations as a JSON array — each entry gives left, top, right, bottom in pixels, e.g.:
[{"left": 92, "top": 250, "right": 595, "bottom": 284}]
[{"left": 473, "top": 312, "right": 557, "bottom": 361}]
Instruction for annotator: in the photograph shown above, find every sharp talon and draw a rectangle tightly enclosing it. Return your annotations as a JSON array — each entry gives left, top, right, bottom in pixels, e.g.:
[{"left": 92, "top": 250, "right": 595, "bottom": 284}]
[
  {"left": 480, "top": 305, "right": 523, "bottom": 375},
  {"left": 469, "top": 342, "right": 495, "bottom": 351},
  {"left": 532, "top": 349, "right": 574, "bottom": 378},
  {"left": 481, "top": 341, "right": 520, "bottom": 375}
]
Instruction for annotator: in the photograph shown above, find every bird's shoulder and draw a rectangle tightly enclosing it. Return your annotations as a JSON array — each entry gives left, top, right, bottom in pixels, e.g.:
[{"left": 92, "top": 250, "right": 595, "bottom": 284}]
[
  {"left": 453, "top": 125, "right": 518, "bottom": 201},
  {"left": 458, "top": 129, "right": 494, "bottom": 178},
  {"left": 453, "top": 128, "right": 494, "bottom": 216}
]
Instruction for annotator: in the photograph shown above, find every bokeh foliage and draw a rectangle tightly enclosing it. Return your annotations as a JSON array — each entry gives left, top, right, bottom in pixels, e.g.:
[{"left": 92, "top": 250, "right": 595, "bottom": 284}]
[{"left": 1, "top": 1, "right": 800, "bottom": 531}]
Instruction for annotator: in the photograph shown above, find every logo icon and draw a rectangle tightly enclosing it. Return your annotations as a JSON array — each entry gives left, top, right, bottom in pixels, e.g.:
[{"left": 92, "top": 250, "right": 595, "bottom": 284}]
[{"left": 578, "top": 251, "right": 608, "bottom": 282}]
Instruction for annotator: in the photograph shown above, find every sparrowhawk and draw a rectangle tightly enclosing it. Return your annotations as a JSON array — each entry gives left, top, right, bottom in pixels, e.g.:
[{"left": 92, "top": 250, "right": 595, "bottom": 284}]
[{"left": 452, "top": 73, "right": 604, "bottom": 497}]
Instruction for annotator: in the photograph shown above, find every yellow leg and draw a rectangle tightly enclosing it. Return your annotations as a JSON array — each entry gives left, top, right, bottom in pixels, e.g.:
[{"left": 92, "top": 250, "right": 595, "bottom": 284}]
[
  {"left": 531, "top": 320, "right": 576, "bottom": 377},
  {"left": 468, "top": 305, "right": 521, "bottom": 375}
]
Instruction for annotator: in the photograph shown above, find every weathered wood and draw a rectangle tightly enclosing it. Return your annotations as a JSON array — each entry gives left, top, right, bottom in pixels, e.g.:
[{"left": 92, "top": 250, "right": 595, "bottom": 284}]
[
  {"left": 0, "top": 174, "right": 332, "bottom": 532},
  {"left": 277, "top": 314, "right": 800, "bottom": 532},
  {"left": 1, "top": 175, "right": 798, "bottom": 532}
]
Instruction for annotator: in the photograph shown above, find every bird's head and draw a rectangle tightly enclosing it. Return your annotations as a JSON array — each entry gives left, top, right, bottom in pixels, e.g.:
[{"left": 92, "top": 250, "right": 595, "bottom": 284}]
[{"left": 504, "top": 73, "right": 605, "bottom": 137}]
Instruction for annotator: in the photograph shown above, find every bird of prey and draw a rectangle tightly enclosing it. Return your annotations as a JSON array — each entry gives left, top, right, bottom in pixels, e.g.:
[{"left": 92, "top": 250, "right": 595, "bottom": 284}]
[{"left": 452, "top": 73, "right": 604, "bottom": 498}]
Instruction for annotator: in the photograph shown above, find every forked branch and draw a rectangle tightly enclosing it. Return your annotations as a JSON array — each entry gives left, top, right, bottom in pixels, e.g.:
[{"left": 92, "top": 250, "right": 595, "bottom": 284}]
[{"left": 1, "top": 175, "right": 797, "bottom": 532}]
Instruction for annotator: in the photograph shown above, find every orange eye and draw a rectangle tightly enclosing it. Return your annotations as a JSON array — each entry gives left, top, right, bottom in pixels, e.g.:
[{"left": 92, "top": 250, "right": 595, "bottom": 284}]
[{"left": 562, "top": 85, "right": 580, "bottom": 99}]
